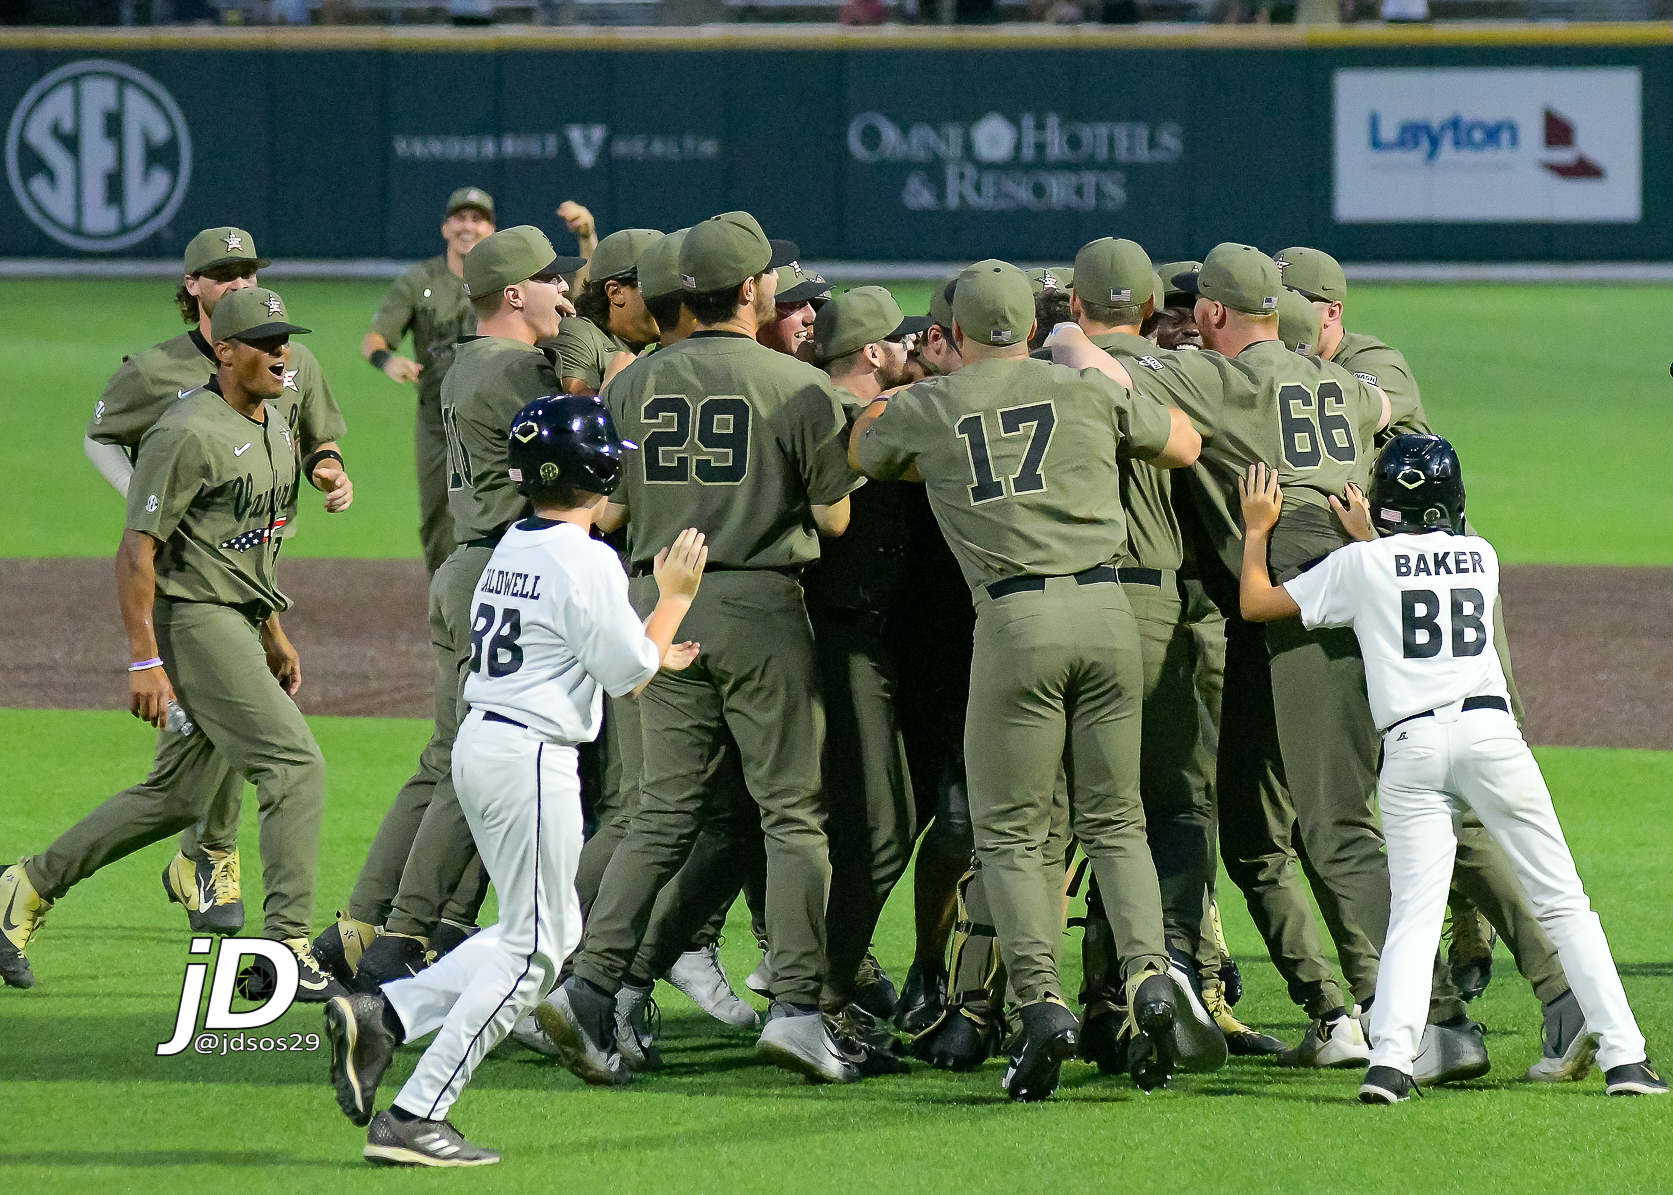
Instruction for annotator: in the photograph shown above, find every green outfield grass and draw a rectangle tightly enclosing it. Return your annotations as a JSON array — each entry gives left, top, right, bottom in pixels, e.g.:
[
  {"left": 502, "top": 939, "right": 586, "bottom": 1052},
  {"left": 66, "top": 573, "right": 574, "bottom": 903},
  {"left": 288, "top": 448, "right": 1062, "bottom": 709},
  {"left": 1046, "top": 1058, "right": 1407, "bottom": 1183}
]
[
  {"left": 3, "top": 278, "right": 1670, "bottom": 565},
  {"left": 1, "top": 707, "right": 1669, "bottom": 1192}
]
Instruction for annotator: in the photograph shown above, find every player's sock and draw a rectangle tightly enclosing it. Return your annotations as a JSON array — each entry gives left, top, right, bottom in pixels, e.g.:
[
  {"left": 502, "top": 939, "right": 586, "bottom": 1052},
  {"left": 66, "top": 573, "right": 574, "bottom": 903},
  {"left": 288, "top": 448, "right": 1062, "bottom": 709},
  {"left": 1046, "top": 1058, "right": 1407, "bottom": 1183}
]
[
  {"left": 380, "top": 997, "right": 407, "bottom": 1043},
  {"left": 389, "top": 1105, "right": 419, "bottom": 1123}
]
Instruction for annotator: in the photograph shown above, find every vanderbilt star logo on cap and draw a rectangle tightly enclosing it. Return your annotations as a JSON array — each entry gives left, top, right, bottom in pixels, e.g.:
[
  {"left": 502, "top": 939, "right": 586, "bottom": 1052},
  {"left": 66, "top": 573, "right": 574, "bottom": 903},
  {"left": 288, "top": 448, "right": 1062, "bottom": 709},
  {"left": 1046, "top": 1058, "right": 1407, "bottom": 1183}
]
[
  {"left": 282, "top": 369, "right": 298, "bottom": 391},
  {"left": 1274, "top": 253, "right": 1290, "bottom": 271},
  {"left": 225, "top": 231, "right": 243, "bottom": 252},
  {"left": 266, "top": 293, "right": 284, "bottom": 317}
]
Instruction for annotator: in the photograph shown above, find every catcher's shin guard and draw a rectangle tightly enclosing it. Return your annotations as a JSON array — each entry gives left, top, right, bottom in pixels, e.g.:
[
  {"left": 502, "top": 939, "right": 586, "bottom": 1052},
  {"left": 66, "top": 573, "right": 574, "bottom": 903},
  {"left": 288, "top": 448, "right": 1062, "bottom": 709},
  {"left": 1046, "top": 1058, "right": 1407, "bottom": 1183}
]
[{"left": 912, "top": 864, "right": 1005, "bottom": 1071}]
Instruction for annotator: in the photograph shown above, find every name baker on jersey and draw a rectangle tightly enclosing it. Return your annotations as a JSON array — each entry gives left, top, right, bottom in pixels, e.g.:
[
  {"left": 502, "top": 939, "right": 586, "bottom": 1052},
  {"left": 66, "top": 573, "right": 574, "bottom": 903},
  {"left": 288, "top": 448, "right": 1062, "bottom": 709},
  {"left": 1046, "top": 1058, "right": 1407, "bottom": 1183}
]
[
  {"left": 479, "top": 569, "right": 543, "bottom": 600},
  {"left": 1394, "top": 550, "right": 1486, "bottom": 577}
]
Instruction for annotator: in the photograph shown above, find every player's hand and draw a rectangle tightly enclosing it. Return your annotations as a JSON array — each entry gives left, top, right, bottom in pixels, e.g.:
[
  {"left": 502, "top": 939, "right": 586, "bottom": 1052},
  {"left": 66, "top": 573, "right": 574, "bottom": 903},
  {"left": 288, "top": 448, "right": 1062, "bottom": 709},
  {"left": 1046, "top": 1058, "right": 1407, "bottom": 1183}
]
[
  {"left": 654, "top": 529, "right": 708, "bottom": 602},
  {"left": 555, "top": 291, "right": 577, "bottom": 319},
  {"left": 1238, "top": 463, "right": 1283, "bottom": 535},
  {"left": 557, "top": 201, "right": 596, "bottom": 244},
  {"left": 662, "top": 640, "right": 701, "bottom": 672},
  {"left": 1331, "top": 483, "right": 1376, "bottom": 543},
  {"left": 312, "top": 461, "right": 354, "bottom": 513},
  {"left": 382, "top": 354, "right": 422, "bottom": 384},
  {"left": 129, "top": 664, "right": 175, "bottom": 728},
  {"left": 261, "top": 620, "right": 302, "bottom": 695}
]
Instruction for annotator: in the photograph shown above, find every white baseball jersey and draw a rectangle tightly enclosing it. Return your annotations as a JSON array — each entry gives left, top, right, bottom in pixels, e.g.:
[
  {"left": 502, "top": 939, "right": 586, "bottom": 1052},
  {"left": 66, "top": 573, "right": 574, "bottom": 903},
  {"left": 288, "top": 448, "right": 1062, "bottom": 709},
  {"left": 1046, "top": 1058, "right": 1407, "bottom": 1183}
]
[
  {"left": 462, "top": 517, "right": 660, "bottom": 745},
  {"left": 1283, "top": 529, "right": 1511, "bottom": 731}
]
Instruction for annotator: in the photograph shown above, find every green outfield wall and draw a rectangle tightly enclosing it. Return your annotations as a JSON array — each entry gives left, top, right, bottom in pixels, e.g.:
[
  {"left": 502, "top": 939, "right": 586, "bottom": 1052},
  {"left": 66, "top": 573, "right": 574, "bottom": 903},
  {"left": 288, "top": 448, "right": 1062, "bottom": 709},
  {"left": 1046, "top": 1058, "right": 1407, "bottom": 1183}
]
[{"left": 1, "top": 25, "right": 1668, "bottom": 262}]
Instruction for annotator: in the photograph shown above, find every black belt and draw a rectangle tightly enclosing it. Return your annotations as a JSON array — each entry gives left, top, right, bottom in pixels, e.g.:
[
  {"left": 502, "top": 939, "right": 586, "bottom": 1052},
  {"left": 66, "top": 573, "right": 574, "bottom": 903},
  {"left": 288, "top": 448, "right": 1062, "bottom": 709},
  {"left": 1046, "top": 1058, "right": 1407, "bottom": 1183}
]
[
  {"left": 628, "top": 560, "right": 802, "bottom": 579},
  {"left": 482, "top": 710, "right": 528, "bottom": 729},
  {"left": 986, "top": 564, "right": 1118, "bottom": 601},
  {"left": 465, "top": 533, "right": 504, "bottom": 551},
  {"left": 1117, "top": 567, "right": 1164, "bottom": 587},
  {"left": 1388, "top": 695, "right": 1509, "bottom": 732}
]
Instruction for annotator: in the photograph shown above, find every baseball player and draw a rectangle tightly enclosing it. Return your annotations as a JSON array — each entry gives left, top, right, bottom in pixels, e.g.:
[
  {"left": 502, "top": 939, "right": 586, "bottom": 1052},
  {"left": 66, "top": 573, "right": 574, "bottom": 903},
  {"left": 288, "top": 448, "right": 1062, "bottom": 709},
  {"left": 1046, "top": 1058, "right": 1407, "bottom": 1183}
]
[
  {"left": 3, "top": 288, "right": 342, "bottom": 995},
  {"left": 551, "top": 227, "right": 663, "bottom": 396},
  {"left": 853, "top": 260, "right": 1216, "bottom": 1101},
  {"left": 1235, "top": 437, "right": 1666, "bottom": 1102},
  {"left": 83, "top": 226, "right": 348, "bottom": 940},
  {"left": 755, "top": 261, "right": 832, "bottom": 360},
  {"left": 364, "top": 186, "right": 493, "bottom": 576},
  {"left": 323, "top": 395, "right": 708, "bottom": 1166},
  {"left": 314, "top": 227, "right": 585, "bottom": 990},
  {"left": 540, "top": 211, "right": 866, "bottom": 1086}
]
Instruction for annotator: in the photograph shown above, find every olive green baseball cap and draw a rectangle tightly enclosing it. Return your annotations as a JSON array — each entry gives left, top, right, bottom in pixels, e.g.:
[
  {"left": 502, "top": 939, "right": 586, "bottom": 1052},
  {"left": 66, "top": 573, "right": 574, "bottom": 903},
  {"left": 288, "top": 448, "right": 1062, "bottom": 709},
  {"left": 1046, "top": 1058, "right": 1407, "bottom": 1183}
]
[
  {"left": 776, "top": 261, "right": 833, "bottom": 306},
  {"left": 1155, "top": 260, "right": 1201, "bottom": 308},
  {"left": 1173, "top": 243, "right": 1282, "bottom": 317},
  {"left": 637, "top": 229, "right": 689, "bottom": 302},
  {"left": 1024, "top": 266, "right": 1074, "bottom": 298},
  {"left": 928, "top": 272, "right": 960, "bottom": 331},
  {"left": 185, "top": 226, "right": 269, "bottom": 276},
  {"left": 1275, "top": 246, "right": 1346, "bottom": 304},
  {"left": 1277, "top": 288, "right": 1322, "bottom": 354},
  {"left": 209, "top": 287, "right": 310, "bottom": 344},
  {"left": 461, "top": 226, "right": 586, "bottom": 300},
  {"left": 678, "top": 211, "right": 798, "bottom": 293},
  {"left": 814, "top": 286, "right": 924, "bottom": 362},
  {"left": 1073, "top": 238, "right": 1154, "bottom": 308},
  {"left": 589, "top": 228, "right": 663, "bottom": 282},
  {"left": 445, "top": 186, "right": 495, "bottom": 220},
  {"left": 952, "top": 260, "right": 1035, "bottom": 348}
]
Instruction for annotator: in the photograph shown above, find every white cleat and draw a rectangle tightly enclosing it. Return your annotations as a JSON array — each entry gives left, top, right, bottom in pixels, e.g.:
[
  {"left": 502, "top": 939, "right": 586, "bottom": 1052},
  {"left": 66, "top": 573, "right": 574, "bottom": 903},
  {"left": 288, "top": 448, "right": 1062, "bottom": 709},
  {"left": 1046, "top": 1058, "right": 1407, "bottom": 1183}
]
[
  {"left": 667, "top": 945, "right": 760, "bottom": 1029},
  {"left": 614, "top": 983, "right": 664, "bottom": 1072},
  {"left": 509, "top": 1010, "right": 563, "bottom": 1057},
  {"left": 1278, "top": 1012, "right": 1370, "bottom": 1069},
  {"left": 755, "top": 1004, "right": 860, "bottom": 1084}
]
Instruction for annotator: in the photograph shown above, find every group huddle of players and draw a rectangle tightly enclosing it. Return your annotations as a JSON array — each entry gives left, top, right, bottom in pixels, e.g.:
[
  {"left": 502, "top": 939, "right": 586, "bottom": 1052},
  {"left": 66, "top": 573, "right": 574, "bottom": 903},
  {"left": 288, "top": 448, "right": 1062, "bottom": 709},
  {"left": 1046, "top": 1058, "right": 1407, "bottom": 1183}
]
[{"left": 0, "top": 187, "right": 1641, "bottom": 1138}]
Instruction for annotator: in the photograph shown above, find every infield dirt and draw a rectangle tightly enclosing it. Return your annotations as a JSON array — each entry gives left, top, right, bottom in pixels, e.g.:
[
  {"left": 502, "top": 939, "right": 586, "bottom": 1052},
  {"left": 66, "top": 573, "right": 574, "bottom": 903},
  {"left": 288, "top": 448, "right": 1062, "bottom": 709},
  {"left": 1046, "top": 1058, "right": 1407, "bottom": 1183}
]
[{"left": 2, "top": 558, "right": 1667, "bottom": 750}]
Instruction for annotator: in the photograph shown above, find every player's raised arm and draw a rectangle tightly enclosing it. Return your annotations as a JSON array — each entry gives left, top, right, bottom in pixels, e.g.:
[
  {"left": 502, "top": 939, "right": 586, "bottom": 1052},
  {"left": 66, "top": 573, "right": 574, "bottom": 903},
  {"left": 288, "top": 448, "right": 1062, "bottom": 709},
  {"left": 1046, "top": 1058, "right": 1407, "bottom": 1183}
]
[{"left": 1237, "top": 464, "right": 1301, "bottom": 623}]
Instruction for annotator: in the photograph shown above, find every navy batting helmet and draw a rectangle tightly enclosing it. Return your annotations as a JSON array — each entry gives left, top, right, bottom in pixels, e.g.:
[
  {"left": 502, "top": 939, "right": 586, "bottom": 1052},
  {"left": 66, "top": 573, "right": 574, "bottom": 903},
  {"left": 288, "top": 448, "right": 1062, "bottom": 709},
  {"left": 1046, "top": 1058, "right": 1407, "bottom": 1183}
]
[
  {"left": 1368, "top": 433, "right": 1465, "bottom": 535},
  {"left": 507, "top": 394, "right": 636, "bottom": 498}
]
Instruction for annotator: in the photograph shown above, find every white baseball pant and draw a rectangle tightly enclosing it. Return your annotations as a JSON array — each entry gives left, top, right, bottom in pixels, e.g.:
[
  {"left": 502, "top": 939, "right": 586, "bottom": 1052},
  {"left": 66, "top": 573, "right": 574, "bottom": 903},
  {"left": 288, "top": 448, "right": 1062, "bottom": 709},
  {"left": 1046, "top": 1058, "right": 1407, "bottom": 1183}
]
[
  {"left": 1370, "top": 702, "right": 1646, "bottom": 1075},
  {"left": 383, "top": 710, "right": 585, "bottom": 1120}
]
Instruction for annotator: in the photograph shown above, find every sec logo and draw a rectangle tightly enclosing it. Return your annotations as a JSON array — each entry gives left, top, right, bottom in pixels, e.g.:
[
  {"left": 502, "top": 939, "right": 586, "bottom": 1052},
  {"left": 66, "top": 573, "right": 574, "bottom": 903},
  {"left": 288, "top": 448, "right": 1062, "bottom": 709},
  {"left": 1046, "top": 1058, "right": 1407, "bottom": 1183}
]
[{"left": 6, "top": 59, "right": 193, "bottom": 252}]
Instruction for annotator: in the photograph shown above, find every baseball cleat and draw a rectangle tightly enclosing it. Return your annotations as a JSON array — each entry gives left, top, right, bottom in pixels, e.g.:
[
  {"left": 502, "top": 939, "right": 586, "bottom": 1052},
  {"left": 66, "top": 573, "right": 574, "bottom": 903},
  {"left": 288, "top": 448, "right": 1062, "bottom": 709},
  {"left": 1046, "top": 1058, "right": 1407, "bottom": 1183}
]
[
  {"left": 666, "top": 944, "right": 758, "bottom": 1029},
  {"left": 1, "top": 863, "right": 51, "bottom": 989},
  {"left": 509, "top": 1011, "right": 563, "bottom": 1057},
  {"left": 1206, "top": 901, "right": 1243, "bottom": 1006},
  {"left": 1278, "top": 1010, "right": 1369, "bottom": 1069},
  {"left": 364, "top": 1110, "right": 499, "bottom": 1167},
  {"left": 892, "top": 961, "right": 948, "bottom": 1035},
  {"left": 427, "top": 918, "right": 477, "bottom": 963},
  {"left": 852, "top": 950, "right": 899, "bottom": 1022},
  {"left": 325, "top": 992, "right": 400, "bottom": 1126},
  {"left": 1604, "top": 1060, "right": 1668, "bottom": 1096},
  {"left": 755, "top": 1002, "right": 861, "bottom": 1084},
  {"left": 613, "top": 982, "right": 663, "bottom": 1073},
  {"left": 1078, "top": 1000, "right": 1127, "bottom": 1074},
  {"left": 1001, "top": 999, "right": 1079, "bottom": 1102},
  {"left": 831, "top": 1006, "right": 911, "bottom": 1077},
  {"left": 912, "top": 1001, "right": 1001, "bottom": 1072},
  {"left": 161, "top": 847, "right": 245, "bottom": 935},
  {"left": 238, "top": 938, "right": 348, "bottom": 1004},
  {"left": 1413, "top": 1016, "right": 1490, "bottom": 1086},
  {"left": 311, "top": 913, "right": 378, "bottom": 986},
  {"left": 1524, "top": 989, "right": 1597, "bottom": 1083},
  {"left": 1202, "top": 980, "right": 1285, "bottom": 1056},
  {"left": 352, "top": 932, "right": 432, "bottom": 994},
  {"left": 745, "top": 935, "right": 772, "bottom": 997},
  {"left": 536, "top": 977, "right": 631, "bottom": 1087},
  {"left": 1165, "top": 963, "right": 1228, "bottom": 1073},
  {"left": 1359, "top": 1065, "right": 1418, "bottom": 1104},
  {"left": 1444, "top": 902, "right": 1496, "bottom": 1003},
  {"left": 1128, "top": 973, "right": 1179, "bottom": 1092}
]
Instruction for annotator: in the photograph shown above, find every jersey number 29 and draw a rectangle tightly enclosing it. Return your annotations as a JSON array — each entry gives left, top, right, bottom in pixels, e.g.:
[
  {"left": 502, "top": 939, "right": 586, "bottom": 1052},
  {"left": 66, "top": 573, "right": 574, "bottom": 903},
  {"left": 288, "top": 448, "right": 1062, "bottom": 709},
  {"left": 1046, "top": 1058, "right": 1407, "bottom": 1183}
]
[
  {"left": 469, "top": 603, "right": 524, "bottom": 677},
  {"left": 641, "top": 395, "right": 750, "bottom": 485}
]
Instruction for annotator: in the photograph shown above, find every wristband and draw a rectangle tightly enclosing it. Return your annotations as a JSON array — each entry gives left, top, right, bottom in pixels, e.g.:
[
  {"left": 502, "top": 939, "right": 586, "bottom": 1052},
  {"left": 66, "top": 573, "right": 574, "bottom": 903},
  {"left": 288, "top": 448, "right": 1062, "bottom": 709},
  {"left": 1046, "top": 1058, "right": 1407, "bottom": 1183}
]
[
  {"left": 304, "top": 448, "right": 345, "bottom": 479},
  {"left": 129, "top": 657, "right": 163, "bottom": 672},
  {"left": 369, "top": 349, "right": 393, "bottom": 371}
]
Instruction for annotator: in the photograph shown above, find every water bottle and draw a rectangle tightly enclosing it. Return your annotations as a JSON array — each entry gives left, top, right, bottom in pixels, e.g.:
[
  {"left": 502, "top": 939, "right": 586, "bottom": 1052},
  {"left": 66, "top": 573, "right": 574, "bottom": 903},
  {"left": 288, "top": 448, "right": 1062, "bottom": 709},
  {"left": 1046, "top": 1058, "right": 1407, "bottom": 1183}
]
[{"left": 166, "top": 700, "right": 196, "bottom": 737}]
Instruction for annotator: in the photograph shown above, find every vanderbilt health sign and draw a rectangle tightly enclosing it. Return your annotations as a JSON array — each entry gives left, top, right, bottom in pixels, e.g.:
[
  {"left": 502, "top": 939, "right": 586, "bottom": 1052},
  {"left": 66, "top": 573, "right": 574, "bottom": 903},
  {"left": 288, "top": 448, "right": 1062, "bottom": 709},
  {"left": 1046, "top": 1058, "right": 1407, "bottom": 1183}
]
[{"left": 1334, "top": 68, "right": 1643, "bottom": 224}]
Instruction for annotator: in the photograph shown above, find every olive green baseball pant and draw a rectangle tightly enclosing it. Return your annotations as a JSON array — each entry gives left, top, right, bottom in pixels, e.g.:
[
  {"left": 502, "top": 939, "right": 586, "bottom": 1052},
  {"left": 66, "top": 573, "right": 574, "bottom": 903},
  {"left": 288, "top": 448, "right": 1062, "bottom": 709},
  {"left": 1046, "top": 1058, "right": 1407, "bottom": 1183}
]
[
  {"left": 25, "top": 598, "right": 326, "bottom": 940},
  {"left": 965, "top": 575, "right": 1167, "bottom": 1007},
  {"left": 574, "top": 570, "right": 832, "bottom": 1006},
  {"left": 416, "top": 395, "right": 456, "bottom": 577}
]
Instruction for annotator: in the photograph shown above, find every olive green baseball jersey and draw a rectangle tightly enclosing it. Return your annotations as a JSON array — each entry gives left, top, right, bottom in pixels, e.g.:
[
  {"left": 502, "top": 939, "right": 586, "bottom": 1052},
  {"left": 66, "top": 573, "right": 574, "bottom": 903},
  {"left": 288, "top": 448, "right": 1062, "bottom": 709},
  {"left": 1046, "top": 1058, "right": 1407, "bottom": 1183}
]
[
  {"left": 1089, "top": 330, "right": 1183, "bottom": 573},
  {"left": 1132, "top": 340, "right": 1383, "bottom": 576},
  {"left": 126, "top": 384, "right": 299, "bottom": 612},
  {"left": 367, "top": 256, "right": 475, "bottom": 407},
  {"left": 441, "top": 336, "right": 561, "bottom": 543},
  {"left": 602, "top": 331, "right": 860, "bottom": 569},
  {"left": 545, "top": 315, "right": 632, "bottom": 394},
  {"left": 802, "top": 387, "right": 911, "bottom": 613},
  {"left": 857, "top": 356, "right": 1174, "bottom": 591},
  {"left": 1333, "top": 330, "right": 1429, "bottom": 444}
]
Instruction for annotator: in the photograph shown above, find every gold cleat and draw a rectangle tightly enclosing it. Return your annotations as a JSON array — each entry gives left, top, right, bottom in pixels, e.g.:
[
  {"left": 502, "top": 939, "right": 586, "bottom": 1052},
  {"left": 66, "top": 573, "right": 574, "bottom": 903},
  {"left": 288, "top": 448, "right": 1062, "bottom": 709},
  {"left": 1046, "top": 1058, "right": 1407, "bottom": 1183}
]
[
  {"left": 1, "top": 862, "right": 53, "bottom": 989},
  {"left": 162, "top": 847, "right": 245, "bottom": 934}
]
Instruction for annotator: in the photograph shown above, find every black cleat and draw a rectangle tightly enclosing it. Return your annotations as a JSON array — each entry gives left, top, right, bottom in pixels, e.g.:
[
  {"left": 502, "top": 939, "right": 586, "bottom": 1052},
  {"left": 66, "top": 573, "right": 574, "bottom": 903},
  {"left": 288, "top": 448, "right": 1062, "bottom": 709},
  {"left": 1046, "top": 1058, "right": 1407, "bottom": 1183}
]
[
  {"left": 853, "top": 951, "right": 899, "bottom": 1022},
  {"left": 1445, "top": 904, "right": 1496, "bottom": 1003},
  {"left": 1002, "top": 1000, "right": 1079, "bottom": 1102},
  {"left": 352, "top": 932, "right": 432, "bottom": 993},
  {"left": 1078, "top": 1003, "right": 1127, "bottom": 1075},
  {"left": 1359, "top": 1064, "right": 1417, "bottom": 1104},
  {"left": 1218, "top": 958, "right": 1244, "bottom": 1008},
  {"left": 311, "top": 914, "right": 377, "bottom": 987},
  {"left": 326, "top": 993, "right": 399, "bottom": 1126},
  {"left": 1129, "top": 973, "right": 1178, "bottom": 1092},
  {"left": 1605, "top": 1060, "right": 1669, "bottom": 1096},
  {"left": 427, "top": 918, "right": 477, "bottom": 963},
  {"left": 237, "top": 938, "right": 348, "bottom": 1004},
  {"left": 893, "top": 961, "right": 948, "bottom": 1035},
  {"left": 364, "top": 1110, "right": 499, "bottom": 1167},
  {"left": 913, "top": 1003, "right": 1000, "bottom": 1072}
]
